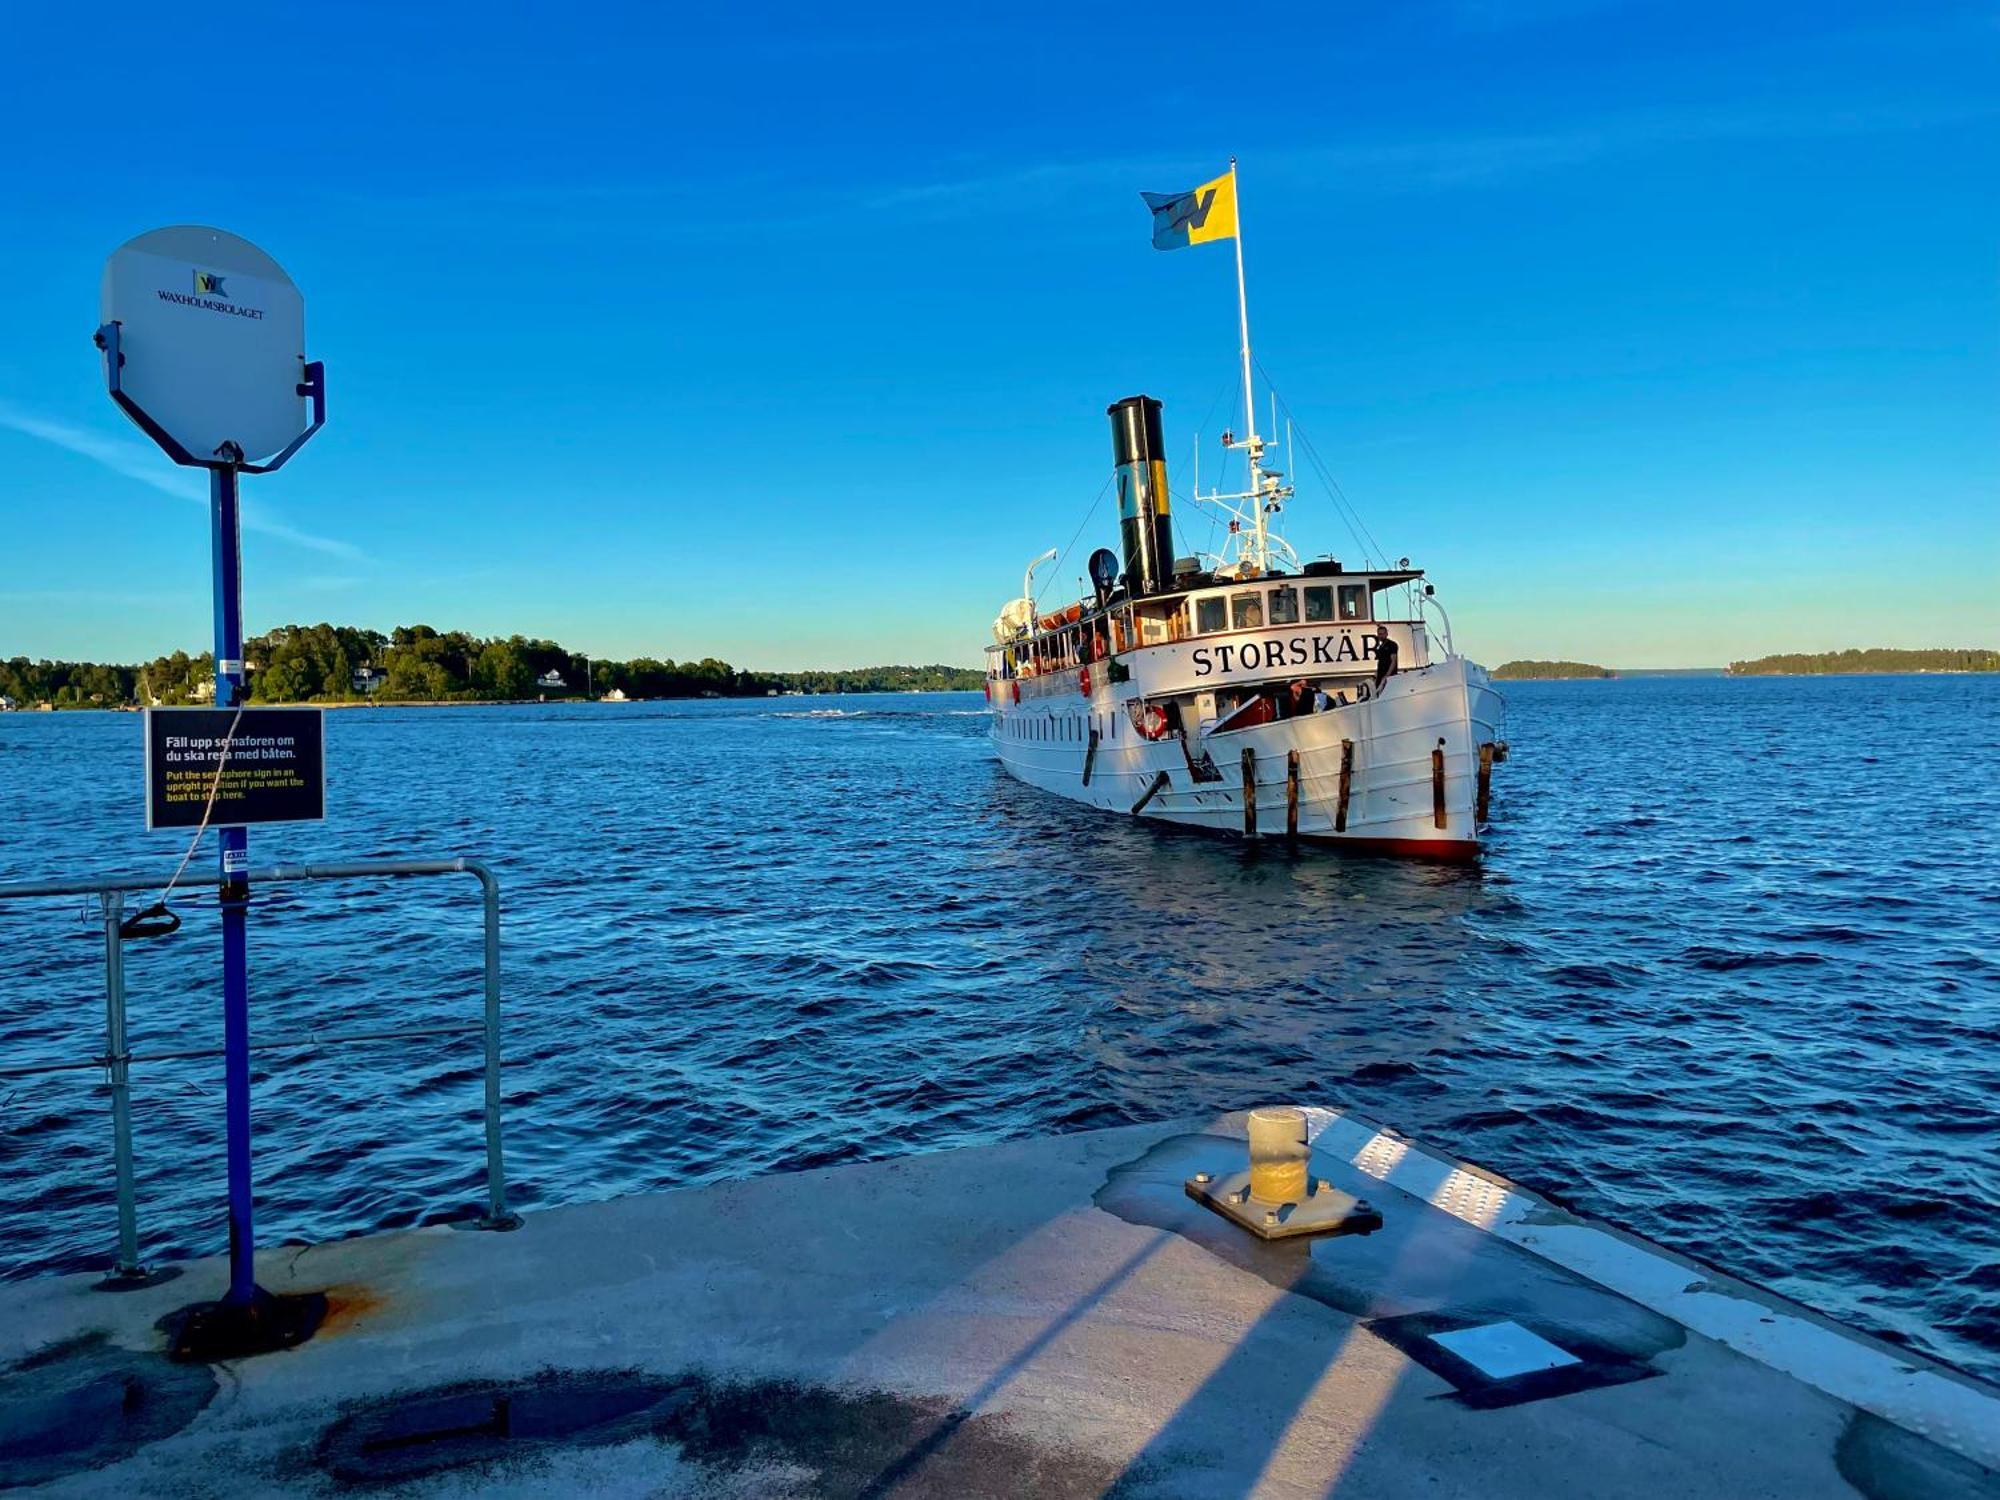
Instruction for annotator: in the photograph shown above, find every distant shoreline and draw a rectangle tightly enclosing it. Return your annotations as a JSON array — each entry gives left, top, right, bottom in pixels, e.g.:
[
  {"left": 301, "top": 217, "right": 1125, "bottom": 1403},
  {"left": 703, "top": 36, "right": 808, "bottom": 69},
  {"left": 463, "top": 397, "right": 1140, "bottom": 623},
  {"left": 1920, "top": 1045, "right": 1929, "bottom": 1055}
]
[
  {"left": 1722, "top": 669, "right": 1994, "bottom": 679},
  {"left": 1495, "top": 669, "right": 1988, "bottom": 681},
  {"left": 1726, "top": 648, "right": 1997, "bottom": 677},
  {"left": 1, "top": 688, "right": 986, "bottom": 714}
]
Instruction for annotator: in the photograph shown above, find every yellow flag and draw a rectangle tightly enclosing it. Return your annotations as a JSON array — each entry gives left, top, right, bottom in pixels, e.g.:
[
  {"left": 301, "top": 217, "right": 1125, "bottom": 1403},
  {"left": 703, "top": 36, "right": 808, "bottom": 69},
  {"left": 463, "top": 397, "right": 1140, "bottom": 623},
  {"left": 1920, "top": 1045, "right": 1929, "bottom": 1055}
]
[{"left": 1142, "top": 170, "right": 1237, "bottom": 251}]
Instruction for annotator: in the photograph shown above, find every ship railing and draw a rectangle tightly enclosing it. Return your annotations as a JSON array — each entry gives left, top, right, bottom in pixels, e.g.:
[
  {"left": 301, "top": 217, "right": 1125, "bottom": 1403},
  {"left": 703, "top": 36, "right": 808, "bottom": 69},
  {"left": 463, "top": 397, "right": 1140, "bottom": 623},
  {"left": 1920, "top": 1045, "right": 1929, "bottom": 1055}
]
[{"left": 0, "top": 857, "right": 517, "bottom": 1286}]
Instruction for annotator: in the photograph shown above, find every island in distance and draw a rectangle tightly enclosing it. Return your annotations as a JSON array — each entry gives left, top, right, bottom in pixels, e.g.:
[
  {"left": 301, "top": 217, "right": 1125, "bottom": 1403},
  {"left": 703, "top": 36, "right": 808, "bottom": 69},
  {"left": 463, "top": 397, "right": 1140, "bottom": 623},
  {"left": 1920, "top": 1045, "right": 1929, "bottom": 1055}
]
[
  {"left": 1495, "top": 647, "right": 1998, "bottom": 681},
  {"left": 1493, "top": 660, "right": 1615, "bottom": 680},
  {"left": 1725, "top": 647, "right": 1998, "bottom": 676}
]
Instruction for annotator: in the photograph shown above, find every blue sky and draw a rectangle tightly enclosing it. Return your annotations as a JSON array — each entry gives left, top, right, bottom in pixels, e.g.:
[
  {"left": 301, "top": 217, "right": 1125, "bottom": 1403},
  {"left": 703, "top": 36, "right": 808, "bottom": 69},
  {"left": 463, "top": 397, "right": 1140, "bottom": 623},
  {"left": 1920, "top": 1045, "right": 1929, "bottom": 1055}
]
[{"left": 1, "top": 2, "right": 1994, "bottom": 669}]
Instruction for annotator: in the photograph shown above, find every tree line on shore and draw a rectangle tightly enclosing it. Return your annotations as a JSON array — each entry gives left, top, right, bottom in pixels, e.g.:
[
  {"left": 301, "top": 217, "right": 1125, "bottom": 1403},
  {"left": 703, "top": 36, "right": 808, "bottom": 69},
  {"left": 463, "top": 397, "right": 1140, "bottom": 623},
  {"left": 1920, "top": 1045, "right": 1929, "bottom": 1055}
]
[
  {"left": 0, "top": 622, "right": 983, "bottom": 708},
  {"left": 1493, "top": 660, "right": 1614, "bottom": 680},
  {"left": 1726, "top": 648, "right": 1998, "bottom": 676}
]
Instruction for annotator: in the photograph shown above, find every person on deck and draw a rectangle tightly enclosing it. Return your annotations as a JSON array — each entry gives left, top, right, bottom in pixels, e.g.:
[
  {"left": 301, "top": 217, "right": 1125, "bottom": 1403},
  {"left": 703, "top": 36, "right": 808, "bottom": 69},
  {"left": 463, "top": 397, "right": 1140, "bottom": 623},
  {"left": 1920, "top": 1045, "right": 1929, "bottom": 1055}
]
[
  {"left": 1371, "top": 625, "right": 1399, "bottom": 697},
  {"left": 1282, "top": 679, "right": 1313, "bottom": 718}
]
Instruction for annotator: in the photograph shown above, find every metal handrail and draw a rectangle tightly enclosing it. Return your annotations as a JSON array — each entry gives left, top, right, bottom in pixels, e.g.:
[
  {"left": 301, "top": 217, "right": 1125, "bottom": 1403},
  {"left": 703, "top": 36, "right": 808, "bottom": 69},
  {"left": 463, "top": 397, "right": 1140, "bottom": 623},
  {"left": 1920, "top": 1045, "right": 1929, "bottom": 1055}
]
[{"left": 0, "top": 857, "right": 518, "bottom": 1286}]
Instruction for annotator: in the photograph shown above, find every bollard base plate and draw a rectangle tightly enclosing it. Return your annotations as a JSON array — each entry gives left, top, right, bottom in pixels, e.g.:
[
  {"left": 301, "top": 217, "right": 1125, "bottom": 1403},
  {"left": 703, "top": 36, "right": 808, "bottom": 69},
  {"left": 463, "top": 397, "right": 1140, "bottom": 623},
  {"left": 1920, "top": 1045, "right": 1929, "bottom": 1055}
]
[
  {"left": 165, "top": 1287, "right": 326, "bottom": 1362},
  {"left": 1185, "top": 1171, "right": 1383, "bottom": 1240},
  {"left": 92, "top": 1264, "right": 181, "bottom": 1294}
]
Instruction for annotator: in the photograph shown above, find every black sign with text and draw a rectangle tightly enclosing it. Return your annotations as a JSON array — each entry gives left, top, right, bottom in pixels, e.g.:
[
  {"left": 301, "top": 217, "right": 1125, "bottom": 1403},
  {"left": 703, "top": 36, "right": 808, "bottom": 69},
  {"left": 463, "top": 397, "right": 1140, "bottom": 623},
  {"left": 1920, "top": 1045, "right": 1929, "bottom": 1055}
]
[{"left": 143, "top": 707, "right": 326, "bottom": 830}]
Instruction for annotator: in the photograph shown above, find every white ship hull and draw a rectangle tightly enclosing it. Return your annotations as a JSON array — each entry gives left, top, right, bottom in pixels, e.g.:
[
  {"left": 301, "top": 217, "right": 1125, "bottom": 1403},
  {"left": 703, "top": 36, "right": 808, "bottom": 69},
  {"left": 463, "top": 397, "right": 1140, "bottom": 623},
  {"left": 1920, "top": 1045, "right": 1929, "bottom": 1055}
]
[{"left": 991, "top": 655, "right": 1504, "bottom": 859}]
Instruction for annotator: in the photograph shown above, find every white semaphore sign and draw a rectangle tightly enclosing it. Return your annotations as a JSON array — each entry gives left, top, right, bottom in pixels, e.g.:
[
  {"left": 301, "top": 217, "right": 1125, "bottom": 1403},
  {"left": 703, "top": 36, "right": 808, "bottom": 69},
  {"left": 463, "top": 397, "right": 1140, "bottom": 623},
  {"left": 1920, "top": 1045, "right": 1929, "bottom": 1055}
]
[{"left": 100, "top": 225, "right": 309, "bottom": 466}]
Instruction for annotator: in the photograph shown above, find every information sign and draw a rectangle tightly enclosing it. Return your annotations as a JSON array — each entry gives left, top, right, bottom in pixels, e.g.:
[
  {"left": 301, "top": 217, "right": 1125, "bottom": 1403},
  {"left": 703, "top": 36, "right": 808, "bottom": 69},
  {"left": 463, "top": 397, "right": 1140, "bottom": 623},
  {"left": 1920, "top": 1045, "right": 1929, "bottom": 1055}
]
[{"left": 143, "top": 707, "right": 326, "bottom": 831}]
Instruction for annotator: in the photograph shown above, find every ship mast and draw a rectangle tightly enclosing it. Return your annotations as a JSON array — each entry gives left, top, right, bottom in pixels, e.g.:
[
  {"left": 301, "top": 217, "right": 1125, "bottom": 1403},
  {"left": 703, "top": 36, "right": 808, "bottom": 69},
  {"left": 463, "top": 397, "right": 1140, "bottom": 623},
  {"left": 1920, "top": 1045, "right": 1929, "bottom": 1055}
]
[
  {"left": 1228, "top": 158, "right": 1267, "bottom": 573},
  {"left": 1201, "top": 159, "right": 1292, "bottom": 576}
]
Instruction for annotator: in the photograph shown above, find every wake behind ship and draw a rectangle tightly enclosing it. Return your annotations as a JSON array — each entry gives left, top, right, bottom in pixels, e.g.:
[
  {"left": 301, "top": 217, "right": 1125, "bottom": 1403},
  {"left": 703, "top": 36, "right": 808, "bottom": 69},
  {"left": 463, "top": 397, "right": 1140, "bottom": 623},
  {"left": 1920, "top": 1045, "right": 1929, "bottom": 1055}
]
[{"left": 984, "top": 165, "right": 1505, "bottom": 858}]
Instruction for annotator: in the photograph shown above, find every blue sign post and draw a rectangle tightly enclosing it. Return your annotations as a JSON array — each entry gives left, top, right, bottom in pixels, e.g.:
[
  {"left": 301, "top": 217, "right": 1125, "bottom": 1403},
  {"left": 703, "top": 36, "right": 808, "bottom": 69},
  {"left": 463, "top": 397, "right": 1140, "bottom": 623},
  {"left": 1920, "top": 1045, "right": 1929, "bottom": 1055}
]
[
  {"left": 99, "top": 226, "right": 327, "bottom": 1357},
  {"left": 210, "top": 464, "right": 257, "bottom": 1312}
]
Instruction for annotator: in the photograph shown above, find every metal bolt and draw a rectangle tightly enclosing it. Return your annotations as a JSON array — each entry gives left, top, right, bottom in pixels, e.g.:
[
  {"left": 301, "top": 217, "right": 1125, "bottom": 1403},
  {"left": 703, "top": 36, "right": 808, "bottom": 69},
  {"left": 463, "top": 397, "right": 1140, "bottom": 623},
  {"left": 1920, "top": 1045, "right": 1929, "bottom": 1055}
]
[
  {"left": 1264, "top": 1210, "right": 1279, "bottom": 1227},
  {"left": 1193, "top": 1172, "right": 1212, "bottom": 1185}
]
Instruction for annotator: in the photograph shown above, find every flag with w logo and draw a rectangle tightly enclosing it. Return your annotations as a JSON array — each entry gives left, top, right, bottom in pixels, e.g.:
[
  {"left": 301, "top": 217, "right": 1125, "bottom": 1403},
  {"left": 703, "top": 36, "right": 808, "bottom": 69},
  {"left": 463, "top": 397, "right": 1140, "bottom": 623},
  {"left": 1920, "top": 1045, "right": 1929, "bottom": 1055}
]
[{"left": 1141, "top": 169, "right": 1237, "bottom": 250}]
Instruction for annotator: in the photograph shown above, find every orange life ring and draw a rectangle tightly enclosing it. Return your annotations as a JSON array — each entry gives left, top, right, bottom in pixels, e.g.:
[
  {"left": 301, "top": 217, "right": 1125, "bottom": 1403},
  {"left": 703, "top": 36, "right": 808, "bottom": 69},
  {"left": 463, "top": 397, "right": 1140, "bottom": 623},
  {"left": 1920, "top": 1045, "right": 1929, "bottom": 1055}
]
[{"left": 1139, "top": 704, "right": 1169, "bottom": 739}]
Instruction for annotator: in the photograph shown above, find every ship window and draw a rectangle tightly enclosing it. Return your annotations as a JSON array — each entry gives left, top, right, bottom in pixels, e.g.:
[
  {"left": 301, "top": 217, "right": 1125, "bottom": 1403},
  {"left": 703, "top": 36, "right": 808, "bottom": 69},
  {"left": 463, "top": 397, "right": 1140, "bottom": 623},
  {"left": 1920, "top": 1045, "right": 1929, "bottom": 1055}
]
[
  {"left": 1269, "top": 586, "right": 1299, "bottom": 625},
  {"left": 1338, "top": 584, "right": 1369, "bottom": 621},
  {"left": 1230, "top": 592, "right": 1263, "bottom": 629},
  {"left": 1195, "top": 596, "right": 1227, "bottom": 634},
  {"left": 1303, "top": 586, "right": 1332, "bottom": 622}
]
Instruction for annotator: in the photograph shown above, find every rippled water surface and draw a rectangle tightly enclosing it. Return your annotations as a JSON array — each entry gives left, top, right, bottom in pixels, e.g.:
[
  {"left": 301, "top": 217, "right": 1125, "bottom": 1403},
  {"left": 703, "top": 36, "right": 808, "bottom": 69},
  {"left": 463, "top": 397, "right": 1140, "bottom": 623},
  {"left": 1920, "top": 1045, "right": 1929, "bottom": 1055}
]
[{"left": 1, "top": 678, "right": 1995, "bottom": 1381}]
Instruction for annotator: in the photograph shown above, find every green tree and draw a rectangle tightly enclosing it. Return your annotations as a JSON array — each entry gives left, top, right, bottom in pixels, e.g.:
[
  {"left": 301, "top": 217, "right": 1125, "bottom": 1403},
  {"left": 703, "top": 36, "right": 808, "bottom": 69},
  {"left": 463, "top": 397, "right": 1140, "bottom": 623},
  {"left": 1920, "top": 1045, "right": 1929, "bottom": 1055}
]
[{"left": 472, "top": 641, "right": 534, "bottom": 699}]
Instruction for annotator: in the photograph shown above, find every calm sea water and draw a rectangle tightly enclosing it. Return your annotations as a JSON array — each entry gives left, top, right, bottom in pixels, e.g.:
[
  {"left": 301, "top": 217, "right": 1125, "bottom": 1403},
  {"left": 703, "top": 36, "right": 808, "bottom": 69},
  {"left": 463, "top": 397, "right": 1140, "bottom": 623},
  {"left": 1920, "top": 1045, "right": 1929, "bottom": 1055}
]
[{"left": 1, "top": 678, "right": 1995, "bottom": 1382}]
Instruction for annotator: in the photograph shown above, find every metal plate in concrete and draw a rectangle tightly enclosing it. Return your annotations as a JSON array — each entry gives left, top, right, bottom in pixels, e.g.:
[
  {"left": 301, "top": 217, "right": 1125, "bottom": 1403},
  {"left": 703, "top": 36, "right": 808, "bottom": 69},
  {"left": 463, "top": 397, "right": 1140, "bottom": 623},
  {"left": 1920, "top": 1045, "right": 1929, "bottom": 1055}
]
[{"left": 1430, "top": 1321, "right": 1581, "bottom": 1381}]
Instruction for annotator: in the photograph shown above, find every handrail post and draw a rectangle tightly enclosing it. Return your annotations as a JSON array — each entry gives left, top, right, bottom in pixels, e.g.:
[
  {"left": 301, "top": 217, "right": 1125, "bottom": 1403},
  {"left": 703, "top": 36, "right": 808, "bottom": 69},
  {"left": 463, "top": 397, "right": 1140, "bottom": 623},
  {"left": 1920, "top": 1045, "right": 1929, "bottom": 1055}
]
[
  {"left": 0, "top": 858, "right": 525, "bottom": 1270},
  {"left": 99, "top": 891, "right": 147, "bottom": 1285},
  {"left": 473, "top": 864, "right": 520, "bottom": 1231}
]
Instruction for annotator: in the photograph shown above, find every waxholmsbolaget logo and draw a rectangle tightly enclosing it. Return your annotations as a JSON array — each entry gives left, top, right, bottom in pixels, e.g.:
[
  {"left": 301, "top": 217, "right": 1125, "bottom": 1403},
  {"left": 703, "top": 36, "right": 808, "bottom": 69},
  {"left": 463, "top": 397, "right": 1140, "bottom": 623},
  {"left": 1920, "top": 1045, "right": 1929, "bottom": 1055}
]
[
  {"left": 157, "top": 269, "right": 266, "bottom": 321},
  {"left": 1158, "top": 188, "right": 1218, "bottom": 237}
]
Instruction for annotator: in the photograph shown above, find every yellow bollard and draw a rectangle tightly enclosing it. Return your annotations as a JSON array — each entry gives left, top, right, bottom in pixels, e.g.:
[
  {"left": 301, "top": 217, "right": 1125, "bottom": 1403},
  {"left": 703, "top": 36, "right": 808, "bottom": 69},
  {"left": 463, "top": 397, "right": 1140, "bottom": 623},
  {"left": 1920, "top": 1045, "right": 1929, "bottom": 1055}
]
[{"left": 1247, "top": 1106, "right": 1309, "bottom": 1204}]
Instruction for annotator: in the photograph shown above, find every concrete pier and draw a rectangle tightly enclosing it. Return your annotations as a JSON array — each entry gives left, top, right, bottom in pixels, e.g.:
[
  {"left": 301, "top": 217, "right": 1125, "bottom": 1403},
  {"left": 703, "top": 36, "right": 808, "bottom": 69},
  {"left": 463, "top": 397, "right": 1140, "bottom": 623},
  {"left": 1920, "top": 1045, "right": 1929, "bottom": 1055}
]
[{"left": 3, "top": 1107, "right": 1996, "bottom": 1497}]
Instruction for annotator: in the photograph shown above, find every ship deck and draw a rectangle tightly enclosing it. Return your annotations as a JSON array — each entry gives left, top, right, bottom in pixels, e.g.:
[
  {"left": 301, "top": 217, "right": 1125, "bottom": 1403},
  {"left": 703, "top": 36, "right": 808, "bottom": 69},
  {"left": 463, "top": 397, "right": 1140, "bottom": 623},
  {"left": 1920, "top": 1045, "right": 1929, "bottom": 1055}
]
[{"left": 4, "top": 1108, "right": 1996, "bottom": 1497}]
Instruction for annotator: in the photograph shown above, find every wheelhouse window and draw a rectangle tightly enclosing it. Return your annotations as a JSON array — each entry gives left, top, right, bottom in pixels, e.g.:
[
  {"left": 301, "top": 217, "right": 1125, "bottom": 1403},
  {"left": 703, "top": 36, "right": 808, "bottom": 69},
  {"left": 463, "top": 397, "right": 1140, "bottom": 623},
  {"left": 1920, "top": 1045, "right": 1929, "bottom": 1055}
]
[
  {"left": 1195, "top": 596, "right": 1227, "bottom": 634},
  {"left": 1230, "top": 591, "right": 1264, "bottom": 629},
  {"left": 1137, "top": 601, "right": 1183, "bottom": 644},
  {"left": 1338, "top": 584, "right": 1369, "bottom": 621},
  {"left": 1302, "top": 585, "right": 1333, "bottom": 622},
  {"left": 1269, "top": 586, "right": 1299, "bottom": 625}
]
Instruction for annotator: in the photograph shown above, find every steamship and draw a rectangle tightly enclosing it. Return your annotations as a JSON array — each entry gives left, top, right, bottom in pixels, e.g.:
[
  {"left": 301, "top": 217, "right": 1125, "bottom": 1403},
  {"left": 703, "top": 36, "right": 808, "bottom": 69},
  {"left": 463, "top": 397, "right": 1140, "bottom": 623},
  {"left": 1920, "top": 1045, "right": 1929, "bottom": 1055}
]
[
  {"left": 986, "top": 168, "right": 1506, "bottom": 856},
  {"left": 985, "top": 395, "right": 1505, "bottom": 857}
]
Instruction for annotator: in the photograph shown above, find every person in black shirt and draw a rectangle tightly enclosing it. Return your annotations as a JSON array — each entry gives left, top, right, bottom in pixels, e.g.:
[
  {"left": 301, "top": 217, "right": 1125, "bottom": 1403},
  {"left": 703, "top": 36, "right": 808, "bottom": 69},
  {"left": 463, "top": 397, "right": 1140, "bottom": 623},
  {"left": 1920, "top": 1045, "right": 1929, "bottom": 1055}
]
[{"left": 1371, "top": 625, "right": 1399, "bottom": 697}]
